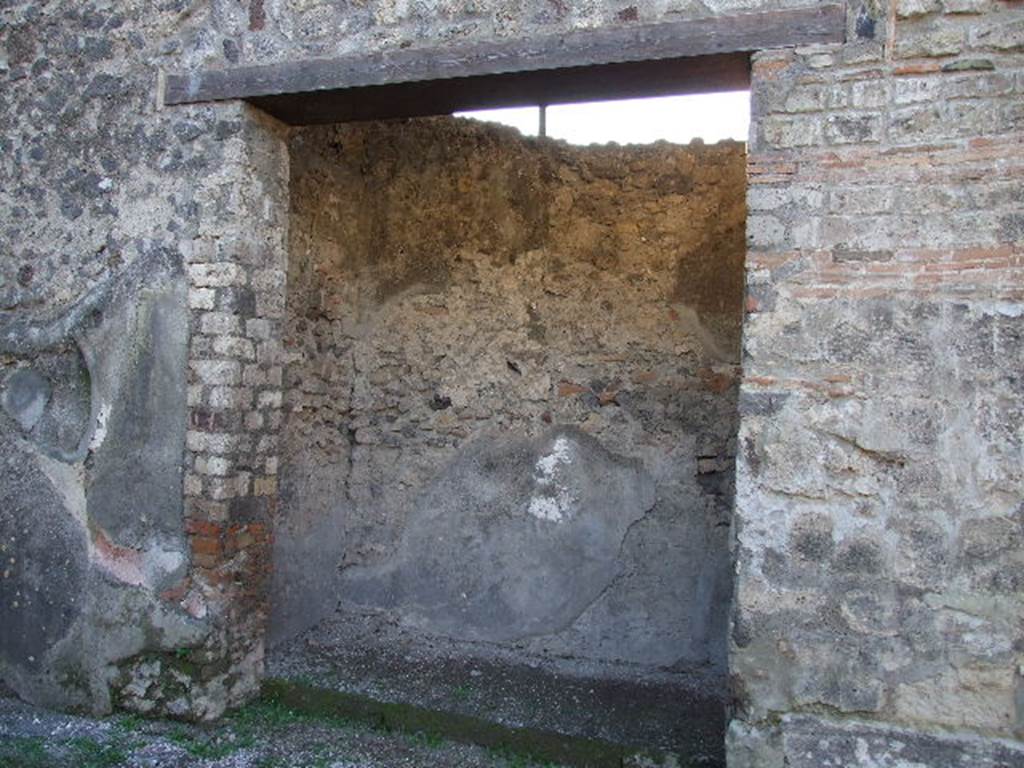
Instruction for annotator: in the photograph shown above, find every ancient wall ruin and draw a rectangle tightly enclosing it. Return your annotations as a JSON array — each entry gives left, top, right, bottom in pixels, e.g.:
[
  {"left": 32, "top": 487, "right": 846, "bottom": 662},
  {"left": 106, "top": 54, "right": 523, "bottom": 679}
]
[
  {"left": 0, "top": 2, "right": 290, "bottom": 720},
  {"left": 271, "top": 118, "right": 746, "bottom": 676},
  {"left": 1, "top": 0, "right": 1023, "bottom": 765}
]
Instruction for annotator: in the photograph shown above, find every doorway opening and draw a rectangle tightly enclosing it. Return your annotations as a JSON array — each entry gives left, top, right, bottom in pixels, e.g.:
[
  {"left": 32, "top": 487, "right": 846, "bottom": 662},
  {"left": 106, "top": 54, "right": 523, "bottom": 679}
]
[{"left": 267, "top": 99, "right": 747, "bottom": 764}]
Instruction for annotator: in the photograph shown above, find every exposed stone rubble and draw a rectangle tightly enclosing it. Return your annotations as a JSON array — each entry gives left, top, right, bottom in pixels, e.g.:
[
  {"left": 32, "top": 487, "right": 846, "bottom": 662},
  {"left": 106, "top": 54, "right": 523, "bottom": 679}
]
[{"left": 273, "top": 119, "right": 745, "bottom": 674}]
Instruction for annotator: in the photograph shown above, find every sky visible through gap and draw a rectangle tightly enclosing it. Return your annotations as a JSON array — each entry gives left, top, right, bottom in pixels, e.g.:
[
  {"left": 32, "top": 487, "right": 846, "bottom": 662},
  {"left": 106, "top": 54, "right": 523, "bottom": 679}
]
[{"left": 455, "top": 91, "right": 751, "bottom": 145}]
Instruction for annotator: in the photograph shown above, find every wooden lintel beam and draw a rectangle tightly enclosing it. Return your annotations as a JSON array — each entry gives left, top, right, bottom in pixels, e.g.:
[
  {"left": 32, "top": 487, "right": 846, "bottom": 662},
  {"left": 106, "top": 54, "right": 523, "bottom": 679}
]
[
  {"left": 247, "top": 52, "right": 751, "bottom": 126},
  {"left": 165, "top": 4, "right": 845, "bottom": 111}
]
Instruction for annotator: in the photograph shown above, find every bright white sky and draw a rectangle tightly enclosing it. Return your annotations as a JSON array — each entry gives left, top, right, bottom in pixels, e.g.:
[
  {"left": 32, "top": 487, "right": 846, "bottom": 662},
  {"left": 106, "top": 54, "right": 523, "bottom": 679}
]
[{"left": 455, "top": 91, "right": 750, "bottom": 145}]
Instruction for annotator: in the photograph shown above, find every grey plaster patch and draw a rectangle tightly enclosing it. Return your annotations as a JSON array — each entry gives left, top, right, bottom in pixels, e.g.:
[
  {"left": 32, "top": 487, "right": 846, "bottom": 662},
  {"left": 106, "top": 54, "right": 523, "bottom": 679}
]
[
  {"left": 85, "top": 274, "right": 189, "bottom": 574},
  {"left": 28, "top": 346, "right": 92, "bottom": 462},
  {"left": 268, "top": 468, "right": 349, "bottom": 646},
  {"left": 1, "top": 368, "right": 50, "bottom": 431},
  {"left": 0, "top": 434, "right": 88, "bottom": 674},
  {"left": 340, "top": 427, "right": 655, "bottom": 642}
]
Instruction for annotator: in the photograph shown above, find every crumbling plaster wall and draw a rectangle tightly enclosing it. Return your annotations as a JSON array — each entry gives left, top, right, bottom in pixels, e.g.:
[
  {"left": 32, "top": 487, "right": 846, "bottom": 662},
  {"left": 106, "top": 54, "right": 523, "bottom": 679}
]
[
  {"left": 272, "top": 118, "right": 745, "bottom": 675},
  {"left": 1, "top": 2, "right": 288, "bottom": 720}
]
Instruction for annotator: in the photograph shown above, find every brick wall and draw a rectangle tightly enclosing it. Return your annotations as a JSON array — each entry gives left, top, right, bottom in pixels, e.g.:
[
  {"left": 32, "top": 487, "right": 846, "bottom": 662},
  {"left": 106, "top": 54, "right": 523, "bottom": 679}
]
[
  {"left": 179, "top": 105, "right": 290, "bottom": 714},
  {"left": 729, "top": 1, "right": 1024, "bottom": 764}
]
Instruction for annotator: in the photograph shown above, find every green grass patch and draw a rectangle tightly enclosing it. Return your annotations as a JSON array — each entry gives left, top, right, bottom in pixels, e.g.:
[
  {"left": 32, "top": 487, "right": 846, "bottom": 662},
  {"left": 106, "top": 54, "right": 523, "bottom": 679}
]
[
  {"left": 165, "top": 722, "right": 252, "bottom": 760},
  {"left": 489, "top": 745, "right": 564, "bottom": 768},
  {"left": 111, "top": 712, "right": 148, "bottom": 735},
  {"left": 230, "top": 691, "right": 355, "bottom": 733},
  {"left": 408, "top": 729, "right": 447, "bottom": 749},
  {"left": 66, "top": 737, "right": 128, "bottom": 768},
  {"left": 0, "top": 736, "right": 50, "bottom": 768}
]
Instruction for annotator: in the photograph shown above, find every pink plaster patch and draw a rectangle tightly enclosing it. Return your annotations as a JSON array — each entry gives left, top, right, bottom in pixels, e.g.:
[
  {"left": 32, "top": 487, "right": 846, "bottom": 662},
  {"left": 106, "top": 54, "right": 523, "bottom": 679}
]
[{"left": 90, "top": 528, "right": 147, "bottom": 588}]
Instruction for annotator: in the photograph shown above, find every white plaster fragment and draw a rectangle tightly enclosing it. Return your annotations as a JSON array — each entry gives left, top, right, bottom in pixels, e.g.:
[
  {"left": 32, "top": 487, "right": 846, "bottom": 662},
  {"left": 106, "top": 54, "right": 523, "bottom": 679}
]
[
  {"left": 536, "top": 435, "right": 572, "bottom": 479},
  {"left": 528, "top": 436, "right": 576, "bottom": 523},
  {"left": 144, "top": 547, "right": 186, "bottom": 584},
  {"left": 89, "top": 402, "right": 111, "bottom": 451},
  {"left": 527, "top": 496, "right": 564, "bottom": 522}
]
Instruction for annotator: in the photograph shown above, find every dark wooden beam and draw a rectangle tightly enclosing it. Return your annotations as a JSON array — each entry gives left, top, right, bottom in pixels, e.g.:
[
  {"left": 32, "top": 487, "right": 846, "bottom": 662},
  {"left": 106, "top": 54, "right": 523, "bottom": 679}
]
[
  {"left": 165, "top": 3, "right": 844, "bottom": 125},
  {"left": 247, "top": 52, "right": 751, "bottom": 126}
]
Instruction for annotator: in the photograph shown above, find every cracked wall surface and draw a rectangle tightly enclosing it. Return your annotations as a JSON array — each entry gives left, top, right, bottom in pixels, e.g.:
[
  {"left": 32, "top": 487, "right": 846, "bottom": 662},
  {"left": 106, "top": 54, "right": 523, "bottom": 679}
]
[{"left": 272, "top": 118, "right": 746, "bottom": 675}]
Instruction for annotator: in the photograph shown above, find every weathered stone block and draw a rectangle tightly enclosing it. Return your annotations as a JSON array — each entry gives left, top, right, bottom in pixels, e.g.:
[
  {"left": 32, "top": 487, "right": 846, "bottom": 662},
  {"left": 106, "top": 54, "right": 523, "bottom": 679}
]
[
  {"left": 775, "top": 714, "right": 1024, "bottom": 767},
  {"left": 188, "top": 288, "right": 217, "bottom": 310},
  {"left": 824, "top": 113, "right": 883, "bottom": 144},
  {"left": 970, "top": 15, "right": 1024, "bottom": 51},
  {"left": 256, "top": 389, "right": 282, "bottom": 409},
  {"left": 895, "top": 21, "right": 965, "bottom": 57},
  {"left": 186, "top": 430, "right": 246, "bottom": 455},
  {"left": 760, "top": 115, "right": 822, "bottom": 149},
  {"left": 898, "top": 0, "right": 942, "bottom": 20},
  {"left": 206, "top": 472, "right": 251, "bottom": 501},
  {"left": 199, "top": 312, "right": 242, "bottom": 336},
  {"left": 187, "top": 263, "right": 247, "bottom": 288},
  {"left": 191, "top": 359, "right": 241, "bottom": 386},
  {"left": 212, "top": 336, "right": 256, "bottom": 360},
  {"left": 207, "top": 385, "right": 253, "bottom": 410},
  {"left": 245, "top": 318, "right": 273, "bottom": 340}
]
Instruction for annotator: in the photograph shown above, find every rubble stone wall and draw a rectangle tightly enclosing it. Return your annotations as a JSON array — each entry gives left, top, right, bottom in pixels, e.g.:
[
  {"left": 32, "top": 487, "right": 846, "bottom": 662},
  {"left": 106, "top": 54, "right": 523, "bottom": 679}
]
[
  {"left": 0, "top": 2, "right": 288, "bottom": 720},
  {"left": 272, "top": 118, "right": 746, "bottom": 675}
]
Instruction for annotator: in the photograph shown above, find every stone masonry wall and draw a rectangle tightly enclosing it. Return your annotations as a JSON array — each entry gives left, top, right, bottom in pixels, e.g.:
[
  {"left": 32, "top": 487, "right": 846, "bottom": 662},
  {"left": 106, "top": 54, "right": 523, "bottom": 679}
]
[
  {"left": 0, "top": 0, "right": 809, "bottom": 728},
  {"left": 1, "top": 2, "right": 288, "bottom": 720},
  {"left": 730, "top": 1, "right": 1024, "bottom": 765},
  {"left": 4, "top": 1, "right": 1024, "bottom": 764},
  {"left": 272, "top": 118, "right": 746, "bottom": 676},
  {"left": 169, "top": 0, "right": 838, "bottom": 68}
]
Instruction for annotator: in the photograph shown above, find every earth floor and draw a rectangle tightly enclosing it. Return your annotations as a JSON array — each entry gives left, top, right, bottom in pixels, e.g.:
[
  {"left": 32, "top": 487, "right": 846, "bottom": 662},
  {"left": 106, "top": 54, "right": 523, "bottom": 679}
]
[
  {"left": 266, "top": 609, "right": 725, "bottom": 766},
  {"left": 0, "top": 610, "right": 725, "bottom": 768},
  {"left": 0, "top": 693, "right": 561, "bottom": 768}
]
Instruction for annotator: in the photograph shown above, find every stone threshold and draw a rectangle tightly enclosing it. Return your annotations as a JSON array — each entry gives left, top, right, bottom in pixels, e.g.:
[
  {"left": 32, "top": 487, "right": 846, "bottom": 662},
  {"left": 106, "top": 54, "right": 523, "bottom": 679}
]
[
  {"left": 266, "top": 612, "right": 726, "bottom": 766},
  {"left": 263, "top": 677, "right": 715, "bottom": 767}
]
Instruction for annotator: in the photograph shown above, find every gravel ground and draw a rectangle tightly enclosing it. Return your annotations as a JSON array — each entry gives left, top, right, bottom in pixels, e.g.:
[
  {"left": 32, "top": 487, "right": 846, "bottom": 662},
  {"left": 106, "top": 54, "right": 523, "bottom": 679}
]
[
  {"left": 0, "top": 610, "right": 723, "bottom": 767},
  {"left": 268, "top": 610, "right": 725, "bottom": 763},
  {"left": 0, "top": 695, "right": 562, "bottom": 768}
]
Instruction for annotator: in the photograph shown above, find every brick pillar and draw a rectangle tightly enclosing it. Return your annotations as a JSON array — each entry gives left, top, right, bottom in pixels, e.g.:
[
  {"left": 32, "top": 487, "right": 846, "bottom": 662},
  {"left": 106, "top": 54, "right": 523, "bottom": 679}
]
[
  {"left": 179, "top": 103, "right": 289, "bottom": 717},
  {"left": 729, "top": 2, "right": 1024, "bottom": 765}
]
